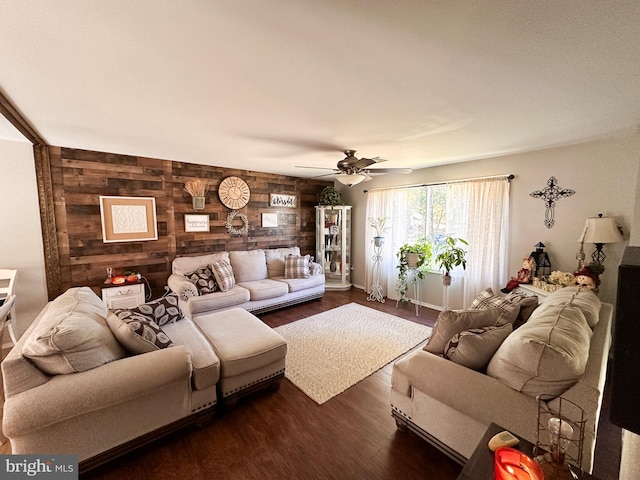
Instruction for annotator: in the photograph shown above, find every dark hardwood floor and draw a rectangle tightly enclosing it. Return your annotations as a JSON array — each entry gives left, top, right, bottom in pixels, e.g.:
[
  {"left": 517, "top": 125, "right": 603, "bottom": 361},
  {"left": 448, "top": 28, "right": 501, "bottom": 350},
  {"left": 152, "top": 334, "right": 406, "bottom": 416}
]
[{"left": 3, "top": 288, "right": 622, "bottom": 479}]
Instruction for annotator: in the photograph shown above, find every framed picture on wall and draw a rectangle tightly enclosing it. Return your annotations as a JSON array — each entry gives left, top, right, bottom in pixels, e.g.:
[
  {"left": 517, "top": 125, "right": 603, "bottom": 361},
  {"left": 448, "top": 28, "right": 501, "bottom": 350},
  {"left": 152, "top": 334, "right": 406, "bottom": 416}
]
[
  {"left": 269, "top": 193, "right": 296, "bottom": 208},
  {"left": 262, "top": 213, "right": 278, "bottom": 227},
  {"left": 185, "top": 214, "right": 210, "bottom": 232},
  {"left": 99, "top": 196, "right": 158, "bottom": 243}
]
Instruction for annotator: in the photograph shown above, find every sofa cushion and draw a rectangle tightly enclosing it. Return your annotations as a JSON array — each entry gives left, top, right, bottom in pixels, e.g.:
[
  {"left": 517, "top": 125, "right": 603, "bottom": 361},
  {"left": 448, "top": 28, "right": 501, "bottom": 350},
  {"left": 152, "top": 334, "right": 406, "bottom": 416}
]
[
  {"left": 469, "top": 288, "right": 520, "bottom": 325},
  {"left": 107, "top": 310, "right": 174, "bottom": 354},
  {"left": 126, "top": 293, "right": 183, "bottom": 326},
  {"left": 162, "top": 317, "right": 220, "bottom": 390},
  {"left": 444, "top": 322, "right": 513, "bottom": 371},
  {"left": 424, "top": 308, "right": 503, "bottom": 354},
  {"left": 187, "top": 286, "right": 251, "bottom": 316},
  {"left": 285, "top": 254, "right": 311, "bottom": 279},
  {"left": 21, "top": 287, "right": 127, "bottom": 375},
  {"left": 487, "top": 287, "right": 597, "bottom": 398},
  {"left": 265, "top": 247, "right": 301, "bottom": 277},
  {"left": 186, "top": 267, "right": 219, "bottom": 295},
  {"left": 540, "top": 286, "right": 601, "bottom": 328},
  {"left": 237, "top": 279, "right": 289, "bottom": 301},
  {"left": 211, "top": 259, "right": 236, "bottom": 292},
  {"left": 172, "top": 252, "right": 230, "bottom": 276},
  {"left": 273, "top": 274, "right": 325, "bottom": 292},
  {"left": 229, "top": 250, "right": 268, "bottom": 282}
]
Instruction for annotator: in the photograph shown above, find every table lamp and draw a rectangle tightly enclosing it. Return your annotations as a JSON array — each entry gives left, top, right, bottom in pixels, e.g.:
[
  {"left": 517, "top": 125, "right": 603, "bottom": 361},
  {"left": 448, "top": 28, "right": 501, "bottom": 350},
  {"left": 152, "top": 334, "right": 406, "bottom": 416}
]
[{"left": 577, "top": 213, "right": 623, "bottom": 268}]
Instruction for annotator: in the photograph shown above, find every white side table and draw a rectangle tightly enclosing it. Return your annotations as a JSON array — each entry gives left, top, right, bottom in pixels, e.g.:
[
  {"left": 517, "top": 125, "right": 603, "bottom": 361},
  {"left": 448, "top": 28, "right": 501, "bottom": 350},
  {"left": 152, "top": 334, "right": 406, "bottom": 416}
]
[
  {"left": 102, "top": 282, "right": 145, "bottom": 309},
  {"left": 515, "top": 284, "right": 550, "bottom": 301}
]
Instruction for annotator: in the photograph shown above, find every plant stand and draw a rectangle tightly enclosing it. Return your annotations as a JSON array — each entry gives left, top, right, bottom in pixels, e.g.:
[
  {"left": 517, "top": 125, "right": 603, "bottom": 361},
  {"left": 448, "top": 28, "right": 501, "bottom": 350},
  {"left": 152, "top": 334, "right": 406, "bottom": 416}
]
[
  {"left": 442, "top": 274, "right": 451, "bottom": 311},
  {"left": 396, "top": 268, "right": 421, "bottom": 316},
  {"left": 367, "top": 237, "right": 385, "bottom": 303}
]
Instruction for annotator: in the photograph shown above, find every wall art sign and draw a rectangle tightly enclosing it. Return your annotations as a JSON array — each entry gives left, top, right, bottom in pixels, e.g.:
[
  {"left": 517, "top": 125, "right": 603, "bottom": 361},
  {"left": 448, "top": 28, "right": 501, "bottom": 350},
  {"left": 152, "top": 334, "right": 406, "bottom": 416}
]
[
  {"left": 529, "top": 176, "right": 575, "bottom": 228},
  {"left": 100, "top": 196, "right": 158, "bottom": 242},
  {"left": 269, "top": 193, "right": 296, "bottom": 208},
  {"left": 262, "top": 213, "right": 278, "bottom": 227},
  {"left": 184, "top": 214, "right": 210, "bottom": 232}
]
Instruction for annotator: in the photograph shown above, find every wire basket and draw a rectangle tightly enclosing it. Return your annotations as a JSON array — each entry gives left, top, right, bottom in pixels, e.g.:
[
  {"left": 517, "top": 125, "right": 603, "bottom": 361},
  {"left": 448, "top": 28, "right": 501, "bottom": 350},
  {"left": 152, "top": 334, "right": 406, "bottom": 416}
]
[{"left": 534, "top": 396, "right": 587, "bottom": 479}]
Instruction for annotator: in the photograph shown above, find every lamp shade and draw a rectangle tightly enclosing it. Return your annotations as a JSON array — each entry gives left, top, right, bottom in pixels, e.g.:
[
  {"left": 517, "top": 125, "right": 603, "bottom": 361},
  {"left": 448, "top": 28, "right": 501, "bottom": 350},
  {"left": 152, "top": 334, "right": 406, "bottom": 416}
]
[
  {"left": 335, "top": 172, "right": 365, "bottom": 186},
  {"left": 579, "top": 215, "right": 623, "bottom": 244}
]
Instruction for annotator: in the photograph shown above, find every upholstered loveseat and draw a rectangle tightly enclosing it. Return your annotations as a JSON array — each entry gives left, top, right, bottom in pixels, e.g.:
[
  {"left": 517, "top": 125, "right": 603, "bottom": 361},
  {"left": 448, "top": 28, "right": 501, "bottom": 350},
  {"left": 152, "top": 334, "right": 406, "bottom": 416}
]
[
  {"left": 167, "top": 247, "right": 325, "bottom": 318},
  {"left": 391, "top": 287, "right": 612, "bottom": 474},
  {"left": 1, "top": 286, "right": 287, "bottom": 472}
]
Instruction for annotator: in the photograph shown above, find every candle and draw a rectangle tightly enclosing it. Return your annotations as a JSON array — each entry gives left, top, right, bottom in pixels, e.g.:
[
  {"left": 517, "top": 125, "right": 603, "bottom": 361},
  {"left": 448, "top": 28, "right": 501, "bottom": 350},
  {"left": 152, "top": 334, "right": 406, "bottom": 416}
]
[{"left": 494, "top": 447, "right": 544, "bottom": 480}]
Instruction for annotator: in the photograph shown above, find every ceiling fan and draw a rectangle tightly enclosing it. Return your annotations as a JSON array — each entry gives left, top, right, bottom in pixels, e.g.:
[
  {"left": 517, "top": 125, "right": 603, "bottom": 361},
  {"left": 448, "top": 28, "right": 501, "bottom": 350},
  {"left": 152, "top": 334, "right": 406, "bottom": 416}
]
[{"left": 297, "top": 150, "right": 413, "bottom": 187}]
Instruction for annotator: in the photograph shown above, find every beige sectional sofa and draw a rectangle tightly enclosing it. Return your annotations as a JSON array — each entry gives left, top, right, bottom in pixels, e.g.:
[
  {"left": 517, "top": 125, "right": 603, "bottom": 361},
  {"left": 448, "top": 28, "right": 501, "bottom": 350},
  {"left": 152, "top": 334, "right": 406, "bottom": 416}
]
[
  {"left": 2, "top": 286, "right": 286, "bottom": 472},
  {"left": 168, "top": 247, "right": 325, "bottom": 318},
  {"left": 391, "top": 287, "right": 612, "bottom": 474}
]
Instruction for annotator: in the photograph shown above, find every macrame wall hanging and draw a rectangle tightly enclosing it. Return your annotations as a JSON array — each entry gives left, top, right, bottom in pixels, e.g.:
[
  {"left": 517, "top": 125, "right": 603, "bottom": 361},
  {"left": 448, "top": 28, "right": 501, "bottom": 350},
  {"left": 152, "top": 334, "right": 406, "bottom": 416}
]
[{"left": 530, "top": 176, "right": 575, "bottom": 228}]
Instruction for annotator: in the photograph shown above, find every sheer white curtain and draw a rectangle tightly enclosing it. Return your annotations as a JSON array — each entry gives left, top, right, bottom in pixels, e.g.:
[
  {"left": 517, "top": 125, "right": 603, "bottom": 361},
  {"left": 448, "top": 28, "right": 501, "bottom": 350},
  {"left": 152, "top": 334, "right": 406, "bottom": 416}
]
[
  {"left": 364, "top": 176, "right": 510, "bottom": 308},
  {"left": 364, "top": 189, "right": 408, "bottom": 298},
  {"left": 445, "top": 178, "right": 511, "bottom": 307}
]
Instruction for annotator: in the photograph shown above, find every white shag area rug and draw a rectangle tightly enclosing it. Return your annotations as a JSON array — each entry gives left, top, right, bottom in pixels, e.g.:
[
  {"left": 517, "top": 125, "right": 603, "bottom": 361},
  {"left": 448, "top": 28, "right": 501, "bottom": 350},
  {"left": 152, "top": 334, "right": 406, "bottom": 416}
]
[{"left": 275, "top": 303, "right": 432, "bottom": 405}]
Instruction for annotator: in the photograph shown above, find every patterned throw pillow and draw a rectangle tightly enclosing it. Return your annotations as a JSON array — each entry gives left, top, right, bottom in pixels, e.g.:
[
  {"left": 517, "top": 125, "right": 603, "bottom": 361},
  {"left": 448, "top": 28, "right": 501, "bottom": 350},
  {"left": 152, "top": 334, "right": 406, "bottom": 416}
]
[
  {"left": 186, "top": 267, "right": 219, "bottom": 295},
  {"left": 469, "top": 288, "right": 520, "bottom": 325},
  {"left": 284, "top": 254, "right": 311, "bottom": 279},
  {"left": 109, "top": 309, "right": 174, "bottom": 353},
  {"left": 211, "top": 260, "right": 236, "bottom": 292},
  {"left": 444, "top": 323, "right": 513, "bottom": 371},
  {"left": 130, "top": 293, "right": 183, "bottom": 326}
]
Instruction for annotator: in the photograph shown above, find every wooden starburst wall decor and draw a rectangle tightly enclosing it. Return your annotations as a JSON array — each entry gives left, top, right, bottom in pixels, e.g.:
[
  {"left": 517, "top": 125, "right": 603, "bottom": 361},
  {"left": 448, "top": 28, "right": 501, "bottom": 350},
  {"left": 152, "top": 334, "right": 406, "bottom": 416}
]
[{"left": 530, "top": 176, "right": 575, "bottom": 228}]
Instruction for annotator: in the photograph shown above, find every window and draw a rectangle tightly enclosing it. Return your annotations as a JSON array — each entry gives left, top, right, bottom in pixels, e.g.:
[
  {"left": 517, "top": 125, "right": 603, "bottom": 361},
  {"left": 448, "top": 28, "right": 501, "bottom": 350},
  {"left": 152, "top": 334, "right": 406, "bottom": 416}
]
[{"left": 364, "top": 176, "right": 511, "bottom": 307}]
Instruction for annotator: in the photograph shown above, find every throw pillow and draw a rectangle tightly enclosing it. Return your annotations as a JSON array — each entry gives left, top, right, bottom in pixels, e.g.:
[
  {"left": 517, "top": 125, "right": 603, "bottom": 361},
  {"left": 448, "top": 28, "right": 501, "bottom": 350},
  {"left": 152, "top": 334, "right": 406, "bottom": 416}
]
[
  {"left": 469, "top": 288, "right": 520, "bottom": 325},
  {"left": 21, "top": 287, "right": 127, "bottom": 375},
  {"left": 129, "top": 293, "right": 183, "bottom": 326},
  {"left": 211, "top": 260, "right": 236, "bottom": 292},
  {"left": 186, "top": 267, "right": 219, "bottom": 295},
  {"left": 423, "top": 308, "right": 503, "bottom": 355},
  {"left": 504, "top": 291, "right": 539, "bottom": 329},
  {"left": 284, "top": 254, "right": 311, "bottom": 279},
  {"left": 107, "top": 310, "right": 174, "bottom": 354},
  {"left": 444, "top": 323, "right": 513, "bottom": 371}
]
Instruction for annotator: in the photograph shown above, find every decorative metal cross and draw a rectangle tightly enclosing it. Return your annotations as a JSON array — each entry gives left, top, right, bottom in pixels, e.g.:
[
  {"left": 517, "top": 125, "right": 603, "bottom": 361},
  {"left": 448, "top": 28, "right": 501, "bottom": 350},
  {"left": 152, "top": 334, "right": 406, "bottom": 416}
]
[{"left": 530, "top": 176, "right": 575, "bottom": 228}]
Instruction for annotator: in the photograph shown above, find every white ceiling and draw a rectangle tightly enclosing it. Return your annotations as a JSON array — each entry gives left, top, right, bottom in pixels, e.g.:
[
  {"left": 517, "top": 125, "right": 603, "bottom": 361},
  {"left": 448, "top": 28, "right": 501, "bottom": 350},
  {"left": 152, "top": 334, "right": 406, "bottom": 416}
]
[{"left": 1, "top": 1, "right": 639, "bottom": 178}]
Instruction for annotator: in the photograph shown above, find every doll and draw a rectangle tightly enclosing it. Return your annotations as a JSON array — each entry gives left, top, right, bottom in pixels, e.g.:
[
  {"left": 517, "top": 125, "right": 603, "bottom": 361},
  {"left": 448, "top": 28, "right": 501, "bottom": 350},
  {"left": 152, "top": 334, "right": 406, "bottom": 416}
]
[
  {"left": 501, "top": 256, "right": 536, "bottom": 293},
  {"left": 574, "top": 266, "right": 600, "bottom": 291}
]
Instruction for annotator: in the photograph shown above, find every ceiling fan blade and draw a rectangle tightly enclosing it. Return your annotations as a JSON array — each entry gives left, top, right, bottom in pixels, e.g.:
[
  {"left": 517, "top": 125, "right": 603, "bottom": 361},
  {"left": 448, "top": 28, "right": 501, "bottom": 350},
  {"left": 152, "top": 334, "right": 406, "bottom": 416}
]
[
  {"left": 364, "top": 168, "right": 413, "bottom": 174},
  {"left": 351, "top": 156, "right": 388, "bottom": 169}
]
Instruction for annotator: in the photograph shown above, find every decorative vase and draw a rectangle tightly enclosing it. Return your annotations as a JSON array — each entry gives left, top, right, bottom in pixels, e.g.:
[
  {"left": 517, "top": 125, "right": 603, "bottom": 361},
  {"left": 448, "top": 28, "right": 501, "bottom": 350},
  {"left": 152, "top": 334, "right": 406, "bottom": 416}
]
[
  {"left": 330, "top": 260, "right": 337, "bottom": 272},
  {"left": 406, "top": 253, "right": 420, "bottom": 269},
  {"left": 192, "top": 196, "right": 205, "bottom": 210},
  {"left": 374, "top": 236, "right": 384, "bottom": 247},
  {"left": 442, "top": 274, "right": 452, "bottom": 286}
]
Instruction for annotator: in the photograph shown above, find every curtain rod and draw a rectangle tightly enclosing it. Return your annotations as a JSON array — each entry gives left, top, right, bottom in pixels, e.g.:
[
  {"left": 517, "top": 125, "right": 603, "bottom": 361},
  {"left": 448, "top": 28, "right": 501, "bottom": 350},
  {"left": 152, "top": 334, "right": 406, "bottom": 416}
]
[{"left": 363, "top": 173, "right": 515, "bottom": 193}]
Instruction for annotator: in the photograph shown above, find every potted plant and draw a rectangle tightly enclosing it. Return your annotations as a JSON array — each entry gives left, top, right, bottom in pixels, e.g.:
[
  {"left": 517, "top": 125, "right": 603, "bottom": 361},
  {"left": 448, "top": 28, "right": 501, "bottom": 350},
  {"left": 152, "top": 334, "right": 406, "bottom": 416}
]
[
  {"left": 184, "top": 179, "right": 209, "bottom": 210},
  {"left": 369, "top": 217, "right": 389, "bottom": 247},
  {"left": 318, "top": 186, "right": 343, "bottom": 207},
  {"left": 396, "top": 241, "right": 433, "bottom": 305},
  {"left": 435, "top": 236, "right": 468, "bottom": 286}
]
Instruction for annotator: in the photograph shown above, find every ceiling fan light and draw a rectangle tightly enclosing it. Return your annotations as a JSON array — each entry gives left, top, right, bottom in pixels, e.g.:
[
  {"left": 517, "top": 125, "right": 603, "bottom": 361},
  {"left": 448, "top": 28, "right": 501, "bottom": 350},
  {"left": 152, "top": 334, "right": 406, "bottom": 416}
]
[{"left": 336, "top": 172, "right": 366, "bottom": 186}]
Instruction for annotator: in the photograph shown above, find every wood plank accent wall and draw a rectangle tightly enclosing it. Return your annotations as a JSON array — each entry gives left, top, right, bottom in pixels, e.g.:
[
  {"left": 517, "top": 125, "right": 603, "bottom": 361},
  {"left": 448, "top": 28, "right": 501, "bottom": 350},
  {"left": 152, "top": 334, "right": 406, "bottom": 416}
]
[{"left": 47, "top": 146, "right": 331, "bottom": 299}]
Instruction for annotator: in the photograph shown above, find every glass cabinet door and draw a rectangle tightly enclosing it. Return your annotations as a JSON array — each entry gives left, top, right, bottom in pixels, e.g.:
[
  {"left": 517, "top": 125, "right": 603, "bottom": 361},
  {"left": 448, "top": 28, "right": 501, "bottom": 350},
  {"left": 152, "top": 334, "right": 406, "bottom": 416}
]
[{"left": 316, "top": 205, "right": 351, "bottom": 290}]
